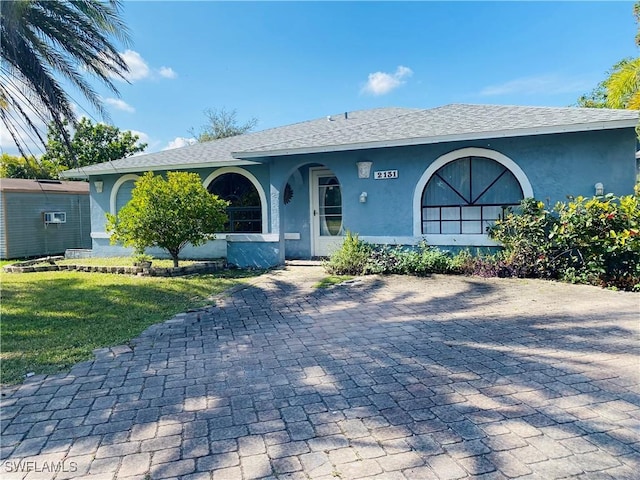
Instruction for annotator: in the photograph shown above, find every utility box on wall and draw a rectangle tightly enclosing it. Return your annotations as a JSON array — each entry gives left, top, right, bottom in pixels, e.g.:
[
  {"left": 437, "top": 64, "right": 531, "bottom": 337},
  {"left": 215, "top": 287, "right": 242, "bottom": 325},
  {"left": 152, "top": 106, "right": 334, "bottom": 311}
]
[
  {"left": 43, "top": 212, "right": 67, "bottom": 224},
  {"left": 0, "top": 179, "right": 90, "bottom": 259}
]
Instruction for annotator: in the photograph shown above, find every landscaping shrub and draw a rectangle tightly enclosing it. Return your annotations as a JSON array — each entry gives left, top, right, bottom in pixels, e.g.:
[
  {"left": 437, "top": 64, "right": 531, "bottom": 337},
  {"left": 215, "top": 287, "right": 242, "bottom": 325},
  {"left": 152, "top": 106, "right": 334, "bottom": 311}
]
[
  {"left": 489, "top": 190, "right": 640, "bottom": 290},
  {"left": 326, "top": 236, "right": 462, "bottom": 276},
  {"left": 398, "top": 241, "right": 461, "bottom": 276},
  {"left": 364, "top": 244, "right": 405, "bottom": 274},
  {"left": 324, "top": 231, "right": 372, "bottom": 275},
  {"left": 487, "top": 198, "right": 558, "bottom": 278},
  {"left": 551, "top": 191, "right": 640, "bottom": 290},
  {"left": 325, "top": 188, "right": 639, "bottom": 290},
  {"left": 455, "top": 251, "right": 522, "bottom": 278}
]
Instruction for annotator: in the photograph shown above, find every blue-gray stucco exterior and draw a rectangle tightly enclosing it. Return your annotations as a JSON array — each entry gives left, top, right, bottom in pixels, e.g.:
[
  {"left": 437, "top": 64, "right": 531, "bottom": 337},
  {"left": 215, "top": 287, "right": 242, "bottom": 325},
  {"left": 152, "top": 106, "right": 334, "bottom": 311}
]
[{"left": 87, "top": 127, "right": 637, "bottom": 267}]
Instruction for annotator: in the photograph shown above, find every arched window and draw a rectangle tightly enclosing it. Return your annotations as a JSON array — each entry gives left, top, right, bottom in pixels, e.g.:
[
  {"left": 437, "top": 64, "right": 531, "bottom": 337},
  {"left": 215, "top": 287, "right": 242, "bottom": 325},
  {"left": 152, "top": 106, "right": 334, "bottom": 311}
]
[
  {"left": 208, "top": 173, "right": 262, "bottom": 233},
  {"left": 115, "top": 181, "right": 136, "bottom": 213},
  {"left": 421, "top": 156, "right": 523, "bottom": 234},
  {"left": 110, "top": 174, "right": 140, "bottom": 214}
]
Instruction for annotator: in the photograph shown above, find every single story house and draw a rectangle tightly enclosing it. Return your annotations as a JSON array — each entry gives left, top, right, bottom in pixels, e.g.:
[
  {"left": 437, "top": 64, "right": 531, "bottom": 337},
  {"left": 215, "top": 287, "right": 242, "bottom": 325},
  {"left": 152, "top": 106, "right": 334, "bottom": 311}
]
[
  {"left": 0, "top": 178, "right": 91, "bottom": 259},
  {"left": 60, "top": 104, "right": 638, "bottom": 268}
]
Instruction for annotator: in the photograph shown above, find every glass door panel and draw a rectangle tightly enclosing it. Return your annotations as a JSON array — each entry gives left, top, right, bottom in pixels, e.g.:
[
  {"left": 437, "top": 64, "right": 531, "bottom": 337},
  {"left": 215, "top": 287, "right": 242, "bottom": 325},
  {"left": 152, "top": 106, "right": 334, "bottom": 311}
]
[{"left": 318, "top": 176, "right": 342, "bottom": 236}]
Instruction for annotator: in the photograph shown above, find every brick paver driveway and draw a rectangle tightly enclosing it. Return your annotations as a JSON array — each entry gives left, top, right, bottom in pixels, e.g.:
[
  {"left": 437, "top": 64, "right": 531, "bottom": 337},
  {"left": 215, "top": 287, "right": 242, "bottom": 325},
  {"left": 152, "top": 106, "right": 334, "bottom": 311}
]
[{"left": 1, "top": 263, "right": 639, "bottom": 479}]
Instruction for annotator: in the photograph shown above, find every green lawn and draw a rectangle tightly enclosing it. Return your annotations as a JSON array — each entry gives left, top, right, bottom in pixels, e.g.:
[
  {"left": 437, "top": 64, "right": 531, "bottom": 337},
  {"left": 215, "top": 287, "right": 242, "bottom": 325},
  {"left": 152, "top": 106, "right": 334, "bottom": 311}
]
[
  {"left": 314, "top": 275, "right": 353, "bottom": 288},
  {"left": 0, "top": 269, "right": 261, "bottom": 384}
]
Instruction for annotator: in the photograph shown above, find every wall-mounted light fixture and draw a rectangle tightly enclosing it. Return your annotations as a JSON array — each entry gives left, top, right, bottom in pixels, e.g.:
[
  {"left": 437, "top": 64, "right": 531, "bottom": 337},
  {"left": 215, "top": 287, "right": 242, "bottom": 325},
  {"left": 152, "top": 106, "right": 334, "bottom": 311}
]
[
  {"left": 94, "top": 180, "right": 104, "bottom": 193},
  {"left": 359, "top": 192, "right": 368, "bottom": 203},
  {"left": 356, "top": 161, "right": 373, "bottom": 179},
  {"left": 594, "top": 182, "right": 604, "bottom": 196}
]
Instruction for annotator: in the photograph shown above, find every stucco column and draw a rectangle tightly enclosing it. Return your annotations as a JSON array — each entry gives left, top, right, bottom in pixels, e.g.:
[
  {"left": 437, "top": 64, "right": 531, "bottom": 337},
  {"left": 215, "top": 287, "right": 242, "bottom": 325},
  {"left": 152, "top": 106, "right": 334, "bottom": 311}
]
[{"left": 270, "top": 183, "right": 285, "bottom": 264}]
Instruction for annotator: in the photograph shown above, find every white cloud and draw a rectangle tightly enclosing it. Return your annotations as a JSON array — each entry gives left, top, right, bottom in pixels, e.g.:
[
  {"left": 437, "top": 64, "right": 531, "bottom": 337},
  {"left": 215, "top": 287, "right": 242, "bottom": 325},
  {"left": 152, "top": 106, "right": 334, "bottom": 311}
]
[
  {"left": 119, "top": 50, "right": 151, "bottom": 82},
  {"left": 108, "top": 50, "right": 177, "bottom": 83},
  {"left": 104, "top": 97, "right": 135, "bottom": 113},
  {"left": 158, "top": 66, "right": 177, "bottom": 79},
  {"left": 163, "top": 137, "right": 197, "bottom": 150},
  {"left": 121, "top": 130, "right": 150, "bottom": 156},
  {"left": 129, "top": 130, "right": 150, "bottom": 145},
  {"left": 0, "top": 124, "right": 44, "bottom": 157},
  {"left": 361, "top": 65, "right": 413, "bottom": 96},
  {"left": 480, "top": 74, "right": 592, "bottom": 96}
]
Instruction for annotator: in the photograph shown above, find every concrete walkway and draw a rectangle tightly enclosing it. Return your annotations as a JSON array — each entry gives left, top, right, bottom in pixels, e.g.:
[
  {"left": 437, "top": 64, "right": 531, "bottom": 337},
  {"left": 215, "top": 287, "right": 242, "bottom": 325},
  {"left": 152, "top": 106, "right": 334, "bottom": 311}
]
[{"left": 1, "top": 263, "right": 639, "bottom": 479}]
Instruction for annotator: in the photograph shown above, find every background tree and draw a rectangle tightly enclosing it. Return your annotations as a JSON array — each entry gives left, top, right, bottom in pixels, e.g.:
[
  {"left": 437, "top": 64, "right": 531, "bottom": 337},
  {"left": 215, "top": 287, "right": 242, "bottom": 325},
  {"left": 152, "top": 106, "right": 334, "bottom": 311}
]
[
  {"left": 106, "top": 172, "right": 229, "bottom": 267},
  {"left": 0, "top": 153, "right": 57, "bottom": 179},
  {"left": 577, "top": 3, "right": 640, "bottom": 110},
  {"left": 42, "top": 118, "right": 147, "bottom": 172},
  {"left": 1, "top": 0, "right": 130, "bottom": 158},
  {"left": 576, "top": 59, "right": 628, "bottom": 108},
  {"left": 635, "top": 1, "right": 640, "bottom": 46},
  {"left": 191, "top": 107, "right": 258, "bottom": 142},
  {"left": 605, "top": 57, "right": 640, "bottom": 109}
]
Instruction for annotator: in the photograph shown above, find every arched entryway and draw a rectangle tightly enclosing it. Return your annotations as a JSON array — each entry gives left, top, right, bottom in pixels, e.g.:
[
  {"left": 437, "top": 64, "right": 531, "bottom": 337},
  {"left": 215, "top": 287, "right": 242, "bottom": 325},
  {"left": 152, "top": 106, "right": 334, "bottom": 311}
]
[{"left": 279, "top": 164, "right": 343, "bottom": 259}]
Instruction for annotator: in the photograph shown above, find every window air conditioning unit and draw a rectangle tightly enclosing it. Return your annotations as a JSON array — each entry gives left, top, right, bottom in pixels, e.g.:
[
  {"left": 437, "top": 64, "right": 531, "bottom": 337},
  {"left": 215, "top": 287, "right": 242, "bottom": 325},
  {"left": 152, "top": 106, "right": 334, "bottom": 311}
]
[{"left": 44, "top": 212, "right": 66, "bottom": 224}]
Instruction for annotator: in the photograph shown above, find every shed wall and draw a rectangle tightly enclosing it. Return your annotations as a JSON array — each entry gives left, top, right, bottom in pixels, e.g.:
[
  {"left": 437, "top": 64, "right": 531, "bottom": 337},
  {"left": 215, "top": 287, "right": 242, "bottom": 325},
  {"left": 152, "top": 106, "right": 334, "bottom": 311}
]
[
  {"left": 1, "top": 191, "right": 91, "bottom": 259},
  {"left": 0, "top": 192, "right": 6, "bottom": 258}
]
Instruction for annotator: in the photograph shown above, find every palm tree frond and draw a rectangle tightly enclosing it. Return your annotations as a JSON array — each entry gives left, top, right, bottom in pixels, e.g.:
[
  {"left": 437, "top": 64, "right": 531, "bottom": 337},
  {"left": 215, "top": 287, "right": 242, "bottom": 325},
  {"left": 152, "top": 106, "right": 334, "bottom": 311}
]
[
  {"left": 605, "top": 57, "right": 640, "bottom": 109},
  {"left": 0, "top": 0, "right": 131, "bottom": 155},
  {"left": 628, "top": 90, "right": 640, "bottom": 110}
]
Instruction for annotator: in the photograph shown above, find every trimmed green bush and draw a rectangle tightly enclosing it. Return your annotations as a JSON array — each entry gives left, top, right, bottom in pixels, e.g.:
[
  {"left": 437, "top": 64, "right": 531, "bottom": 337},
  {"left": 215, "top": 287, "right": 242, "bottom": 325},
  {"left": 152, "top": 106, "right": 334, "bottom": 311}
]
[
  {"left": 326, "top": 236, "right": 462, "bottom": 277},
  {"left": 325, "top": 188, "right": 639, "bottom": 290},
  {"left": 552, "top": 190, "right": 640, "bottom": 290},
  {"left": 487, "top": 198, "right": 558, "bottom": 278},
  {"left": 489, "top": 189, "right": 640, "bottom": 290},
  {"left": 324, "top": 231, "right": 372, "bottom": 275},
  {"left": 365, "top": 245, "right": 406, "bottom": 274},
  {"left": 396, "top": 242, "right": 461, "bottom": 276}
]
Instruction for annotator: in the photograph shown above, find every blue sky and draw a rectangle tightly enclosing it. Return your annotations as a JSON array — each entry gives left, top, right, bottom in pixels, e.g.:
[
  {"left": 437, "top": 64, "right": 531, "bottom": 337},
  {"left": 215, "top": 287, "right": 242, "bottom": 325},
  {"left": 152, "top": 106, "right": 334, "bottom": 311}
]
[{"left": 4, "top": 1, "right": 639, "bottom": 155}]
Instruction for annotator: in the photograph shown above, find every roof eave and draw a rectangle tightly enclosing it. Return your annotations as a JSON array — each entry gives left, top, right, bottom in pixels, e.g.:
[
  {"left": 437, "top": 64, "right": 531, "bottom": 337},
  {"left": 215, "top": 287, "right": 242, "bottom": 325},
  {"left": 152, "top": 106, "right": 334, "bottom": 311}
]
[
  {"left": 234, "top": 119, "right": 639, "bottom": 159},
  {"left": 59, "top": 159, "right": 262, "bottom": 179},
  {"left": 0, "top": 188, "right": 89, "bottom": 194}
]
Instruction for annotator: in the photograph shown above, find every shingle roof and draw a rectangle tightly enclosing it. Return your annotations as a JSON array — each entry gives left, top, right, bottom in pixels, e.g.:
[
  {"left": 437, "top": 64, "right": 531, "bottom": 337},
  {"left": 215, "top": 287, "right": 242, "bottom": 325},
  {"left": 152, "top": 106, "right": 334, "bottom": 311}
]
[
  {"left": 60, "top": 107, "right": 416, "bottom": 178},
  {"left": 0, "top": 178, "right": 89, "bottom": 193},
  {"left": 60, "top": 104, "right": 638, "bottom": 179},
  {"left": 236, "top": 104, "right": 640, "bottom": 157}
]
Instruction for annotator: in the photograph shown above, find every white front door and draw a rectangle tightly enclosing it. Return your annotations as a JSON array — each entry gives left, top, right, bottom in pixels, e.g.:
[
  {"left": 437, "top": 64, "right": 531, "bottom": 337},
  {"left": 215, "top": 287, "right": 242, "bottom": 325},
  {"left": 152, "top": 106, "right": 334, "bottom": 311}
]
[{"left": 310, "top": 168, "right": 343, "bottom": 257}]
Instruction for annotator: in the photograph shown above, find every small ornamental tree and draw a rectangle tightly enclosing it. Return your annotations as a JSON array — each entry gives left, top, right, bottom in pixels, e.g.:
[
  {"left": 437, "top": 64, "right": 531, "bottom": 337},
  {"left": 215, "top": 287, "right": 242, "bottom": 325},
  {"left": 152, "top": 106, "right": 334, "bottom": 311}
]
[{"left": 106, "top": 171, "right": 228, "bottom": 267}]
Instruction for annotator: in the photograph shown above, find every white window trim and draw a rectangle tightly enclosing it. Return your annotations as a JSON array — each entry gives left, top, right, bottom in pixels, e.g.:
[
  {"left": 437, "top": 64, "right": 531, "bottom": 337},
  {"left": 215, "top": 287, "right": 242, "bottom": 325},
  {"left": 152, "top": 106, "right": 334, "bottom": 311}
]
[
  {"left": 110, "top": 174, "right": 140, "bottom": 215},
  {"left": 202, "top": 167, "right": 268, "bottom": 234},
  {"left": 412, "top": 147, "right": 533, "bottom": 241},
  {"left": 358, "top": 235, "right": 499, "bottom": 247}
]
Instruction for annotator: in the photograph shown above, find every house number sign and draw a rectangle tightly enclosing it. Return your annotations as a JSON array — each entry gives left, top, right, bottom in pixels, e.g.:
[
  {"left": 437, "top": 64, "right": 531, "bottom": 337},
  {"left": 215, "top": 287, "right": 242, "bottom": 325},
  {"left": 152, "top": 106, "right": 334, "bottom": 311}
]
[{"left": 374, "top": 169, "right": 398, "bottom": 180}]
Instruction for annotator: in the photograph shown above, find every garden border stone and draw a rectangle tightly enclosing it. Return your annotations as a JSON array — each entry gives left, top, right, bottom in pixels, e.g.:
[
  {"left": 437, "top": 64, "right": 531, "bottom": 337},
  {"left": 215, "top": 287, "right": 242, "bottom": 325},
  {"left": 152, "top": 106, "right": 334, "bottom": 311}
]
[{"left": 2, "top": 259, "right": 226, "bottom": 277}]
